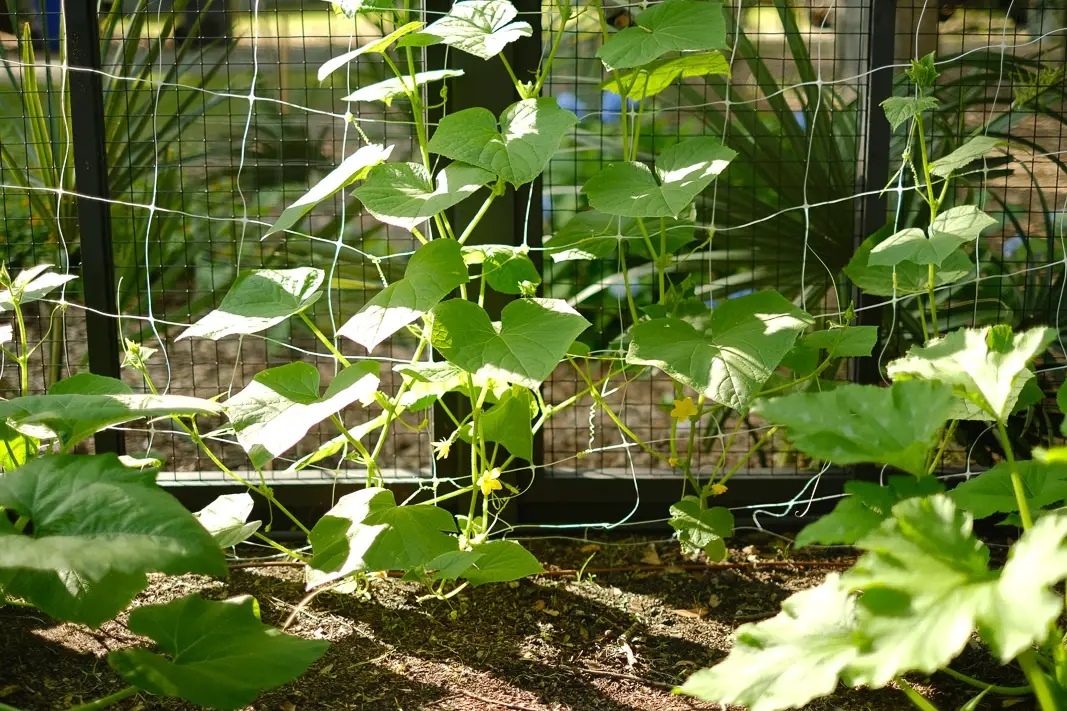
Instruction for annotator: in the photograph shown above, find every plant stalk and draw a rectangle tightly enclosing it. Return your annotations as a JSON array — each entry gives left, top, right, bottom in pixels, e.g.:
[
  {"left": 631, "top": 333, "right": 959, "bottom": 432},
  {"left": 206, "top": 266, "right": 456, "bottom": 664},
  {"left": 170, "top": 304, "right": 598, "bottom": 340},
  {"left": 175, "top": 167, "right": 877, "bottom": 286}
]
[
  {"left": 996, "top": 420, "right": 1033, "bottom": 530},
  {"left": 64, "top": 686, "right": 138, "bottom": 711}
]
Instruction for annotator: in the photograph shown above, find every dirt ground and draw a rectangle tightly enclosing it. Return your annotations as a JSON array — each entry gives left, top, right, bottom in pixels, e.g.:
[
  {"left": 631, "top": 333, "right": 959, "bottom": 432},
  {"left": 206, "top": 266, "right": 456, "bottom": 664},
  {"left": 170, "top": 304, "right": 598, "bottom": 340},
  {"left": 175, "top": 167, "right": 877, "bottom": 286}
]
[{"left": 0, "top": 534, "right": 1032, "bottom": 711}]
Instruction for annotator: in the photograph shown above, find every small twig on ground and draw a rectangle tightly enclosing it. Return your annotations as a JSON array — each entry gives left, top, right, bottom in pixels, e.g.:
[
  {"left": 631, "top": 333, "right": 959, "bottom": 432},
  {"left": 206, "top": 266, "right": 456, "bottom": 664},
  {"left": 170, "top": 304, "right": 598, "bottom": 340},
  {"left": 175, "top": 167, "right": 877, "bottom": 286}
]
[{"left": 451, "top": 688, "right": 543, "bottom": 711}]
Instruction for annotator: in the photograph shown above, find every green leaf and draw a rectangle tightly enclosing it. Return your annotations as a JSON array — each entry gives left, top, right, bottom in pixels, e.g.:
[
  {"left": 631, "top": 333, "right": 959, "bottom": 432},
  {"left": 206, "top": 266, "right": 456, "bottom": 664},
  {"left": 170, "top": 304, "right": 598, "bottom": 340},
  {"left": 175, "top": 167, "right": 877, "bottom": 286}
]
[
  {"left": 756, "top": 381, "right": 955, "bottom": 476},
  {"left": 402, "top": 549, "right": 484, "bottom": 582},
  {"left": 929, "top": 205, "right": 999, "bottom": 246},
  {"left": 342, "top": 68, "right": 464, "bottom": 104},
  {"left": 880, "top": 96, "right": 939, "bottom": 131},
  {"left": 353, "top": 161, "right": 495, "bottom": 231},
  {"left": 596, "top": 0, "right": 727, "bottom": 70},
  {"left": 678, "top": 573, "right": 861, "bottom": 711},
  {"left": 461, "top": 540, "right": 544, "bottom": 586},
  {"left": 0, "top": 374, "right": 222, "bottom": 450},
  {"left": 887, "top": 326, "right": 1056, "bottom": 421},
  {"left": 178, "top": 267, "right": 324, "bottom": 341},
  {"left": 264, "top": 144, "right": 393, "bottom": 238},
  {"left": 582, "top": 136, "right": 735, "bottom": 217},
  {"left": 317, "top": 22, "right": 424, "bottom": 80},
  {"left": 0, "top": 420, "right": 36, "bottom": 473},
  {"left": 795, "top": 476, "right": 945, "bottom": 547},
  {"left": 930, "top": 136, "right": 1006, "bottom": 178},
  {"left": 668, "top": 496, "right": 733, "bottom": 560},
  {"left": 948, "top": 459, "right": 1067, "bottom": 519},
  {"left": 463, "top": 244, "right": 541, "bottom": 295},
  {"left": 108, "top": 595, "right": 329, "bottom": 710},
  {"left": 845, "top": 225, "right": 974, "bottom": 296},
  {"left": 195, "top": 493, "right": 262, "bottom": 548},
  {"left": 394, "top": 361, "right": 504, "bottom": 412},
  {"left": 600, "top": 52, "right": 731, "bottom": 101},
  {"left": 429, "top": 98, "right": 577, "bottom": 187},
  {"left": 1058, "top": 380, "right": 1067, "bottom": 415},
  {"left": 460, "top": 385, "right": 535, "bottom": 461},
  {"left": 432, "top": 297, "right": 590, "bottom": 389},
  {"left": 626, "top": 291, "right": 812, "bottom": 410},
  {"left": 224, "top": 361, "right": 380, "bottom": 469},
  {"left": 803, "top": 325, "right": 878, "bottom": 358},
  {"left": 307, "top": 487, "right": 457, "bottom": 586},
  {"left": 872, "top": 207, "right": 996, "bottom": 268},
  {"left": 418, "top": 0, "right": 532, "bottom": 59},
  {"left": 0, "top": 454, "right": 225, "bottom": 626},
  {"left": 545, "top": 210, "right": 694, "bottom": 262},
  {"left": 337, "top": 239, "right": 469, "bottom": 350},
  {"left": 0, "top": 264, "right": 77, "bottom": 312}
]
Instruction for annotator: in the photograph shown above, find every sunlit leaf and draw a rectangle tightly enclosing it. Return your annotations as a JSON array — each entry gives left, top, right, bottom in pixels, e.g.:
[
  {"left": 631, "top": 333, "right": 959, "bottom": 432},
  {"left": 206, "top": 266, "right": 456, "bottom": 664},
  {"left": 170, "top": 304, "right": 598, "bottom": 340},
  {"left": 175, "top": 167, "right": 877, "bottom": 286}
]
[
  {"left": 0, "top": 264, "right": 77, "bottom": 312},
  {"left": 195, "top": 493, "right": 262, "bottom": 548},
  {"left": 596, "top": 0, "right": 727, "bottom": 70},
  {"left": 462, "top": 244, "right": 541, "bottom": 295},
  {"left": 317, "top": 22, "right": 424, "bottom": 81},
  {"left": 930, "top": 136, "right": 1007, "bottom": 178},
  {"left": 845, "top": 224, "right": 974, "bottom": 296},
  {"left": 668, "top": 496, "right": 732, "bottom": 560},
  {"left": 461, "top": 540, "right": 544, "bottom": 586},
  {"left": 353, "top": 161, "right": 495, "bottom": 231},
  {"left": 342, "top": 69, "right": 464, "bottom": 104},
  {"left": 948, "top": 459, "right": 1067, "bottom": 519},
  {"left": 545, "top": 210, "right": 695, "bottom": 262},
  {"left": 600, "top": 52, "right": 731, "bottom": 100},
  {"left": 880, "top": 96, "right": 939, "bottom": 130},
  {"left": 417, "top": 0, "right": 532, "bottom": 59}
]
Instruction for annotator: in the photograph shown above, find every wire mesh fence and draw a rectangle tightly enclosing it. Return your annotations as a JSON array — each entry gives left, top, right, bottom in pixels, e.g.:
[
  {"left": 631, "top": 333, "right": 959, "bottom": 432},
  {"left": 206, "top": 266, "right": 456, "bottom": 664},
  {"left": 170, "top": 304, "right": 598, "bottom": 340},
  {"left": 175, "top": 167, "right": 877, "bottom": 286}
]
[{"left": 0, "top": 0, "right": 1065, "bottom": 521}]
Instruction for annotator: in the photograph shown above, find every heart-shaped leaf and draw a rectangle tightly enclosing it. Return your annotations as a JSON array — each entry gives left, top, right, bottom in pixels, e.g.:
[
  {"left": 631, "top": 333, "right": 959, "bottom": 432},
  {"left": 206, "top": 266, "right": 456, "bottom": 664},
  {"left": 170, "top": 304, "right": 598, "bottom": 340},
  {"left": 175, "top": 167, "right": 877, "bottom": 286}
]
[
  {"left": 596, "top": 0, "right": 727, "bottom": 70},
  {"left": 845, "top": 224, "right": 974, "bottom": 296},
  {"left": 600, "top": 52, "right": 730, "bottom": 101},
  {"left": 669, "top": 496, "right": 733, "bottom": 560},
  {"left": 462, "top": 244, "right": 541, "bottom": 294},
  {"left": 461, "top": 540, "right": 544, "bottom": 586},
  {"left": 338, "top": 239, "right": 469, "bottom": 350},
  {"left": 582, "top": 136, "right": 735, "bottom": 217},
  {"left": 224, "top": 361, "right": 380, "bottom": 469},
  {"left": 417, "top": 0, "right": 532, "bottom": 59},
  {"left": 930, "top": 135, "right": 1006, "bottom": 178},
  {"left": 264, "top": 144, "right": 393, "bottom": 238},
  {"left": 459, "top": 385, "right": 536, "bottom": 460},
  {"left": 109, "top": 595, "right": 329, "bottom": 710},
  {"left": 307, "top": 487, "right": 457, "bottom": 587},
  {"left": 880, "top": 96, "right": 939, "bottom": 130},
  {"left": 195, "top": 493, "right": 262, "bottom": 548},
  {"left": 431, "top": 297, "right": 590, "bottom": 389},
  {"left": 0, "top": 374, "right": 222, "bottom": 450},
  {"left": 869, "top": 206, "right": 996, "bottom": 268},
  {"left": 626, "top": 291, "right": 812, "bottom": 410},
  {"left": 353, "top": 161, "right": 495, "bottom": 231},
  {"left": 394, "top": 361, "right": 505, "bottom": 412},
  {"left": 428, "top": 98, "right": 578, "bottom": 186},
  {"left": 545, "top": 210, "right": 695, "bottom": 262},
  {"left": 0, "top": 264, "right": 77, "bottom": 312},
  {"left": 179, "top": 267, "right": 324, "bottom": 341},
  {"left": 948, "top": 459, "right": 1067, "bottom": 519},
  {"left": 0, "top": 454, "right": 225, "bottom": 626},
  {"left": 317, "top": 21, "right": 424, "bottom": 81},
  {"left": 342, "top": 68, "right": 464, "bottom": 104}
]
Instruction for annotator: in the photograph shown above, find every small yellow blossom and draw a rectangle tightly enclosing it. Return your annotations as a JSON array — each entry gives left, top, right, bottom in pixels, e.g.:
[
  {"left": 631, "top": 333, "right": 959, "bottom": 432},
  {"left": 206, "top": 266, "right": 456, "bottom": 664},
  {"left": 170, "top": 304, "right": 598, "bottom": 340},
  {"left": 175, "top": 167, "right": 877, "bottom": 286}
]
[
  {"left": 478, "top": 468, "right": 503, "bottom": 497},
  {"left": 432, "top": 439, "right": 452, "bottom": 460},
  {"left": 671, "top": 397, "right": 698, "bottom": 420},
  {"left": 668, "top": 457, "right": 679, "bottom": 468},
  {"left": 710, "top": 483, "right": 728, "bottom": 496}
]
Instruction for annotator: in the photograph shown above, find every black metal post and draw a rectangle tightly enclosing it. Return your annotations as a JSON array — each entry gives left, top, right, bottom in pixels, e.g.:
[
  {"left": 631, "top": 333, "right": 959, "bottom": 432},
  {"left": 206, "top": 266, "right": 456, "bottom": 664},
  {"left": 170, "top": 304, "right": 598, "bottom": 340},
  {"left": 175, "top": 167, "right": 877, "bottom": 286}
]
[
  {"left": 66, "top": 0, "right": 125, "bottom": 454},
  {"left": 853, "top": 0, "right": 897, "bottom": 387}
]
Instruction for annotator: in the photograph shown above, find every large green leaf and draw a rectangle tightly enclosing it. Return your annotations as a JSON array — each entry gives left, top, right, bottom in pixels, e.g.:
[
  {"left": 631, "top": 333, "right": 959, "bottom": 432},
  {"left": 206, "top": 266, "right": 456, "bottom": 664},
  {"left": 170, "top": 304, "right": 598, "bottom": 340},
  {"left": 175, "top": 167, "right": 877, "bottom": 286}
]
[
  {"left": 668, "top": 496, "right": 733, "bottom": 561},
  {"left": 582, "top": 137, "right": 735, "bottom": 218},
  {"left": 460, "top": 385, "right": 535, "bottom": 460},
  {"left": 461, "top": 540, "right": 545, "bottom": 586},
  {"left": 845, "top": 225, "right": 974, "bottom": 296},
  {"left": 394, "top": 361, "right": 501, "bottom": 412},
  {"left": 880, "top": 96, "right": 939, "bottom": 130},
  {"left": 224, "top": 361, "right": 380, "bottom": 469},
  {"left": 626, "top": 291, "right": 812, "bottom": 410},
  {"left": 353, "top": 161, "right": 495, "bottom": 231},
  {"left": 195, "top": 493, "right": 262, "bottom": 548},
  {"left": 803, "top": 325, "right": 878, "bottom": 358},
  {"left": 0, "top": 455, "right": 225, "bottom": 626},
  {"left": 0, "top": 264, "right": 77, "bottom": 312},
  {"left": 462, "top": 244, "right": 541, "bottom": 295},
  {"left": 871, "top": 207, "right": 997, "bottom": 268},
  {"left": 795, "top": 476, "right": 945, "bottom": 547},
  {"left": 948, "top": 460, "right": 1067, "bottom": 519},
  {"left": 596, "top": 0, "right": 727, "bottom": 70},
  {"left": 317, "top": 22, "right": 423, "bottom": 80},
  {"left": 887, "top": 326, "right": 1056, "bottom": 421},
  {"left": 678, "top": 574, "right": 861, "bottom": 711},
  {"left": 109, "top": 595, "right": 329, "bottom": 710},
  {"left": 307, "top": 487, "right": 457, "bottom": 587},
  {"left": 545, "top": 210, "right": 694, "bottom": 262},
  {"left": 338, "top": 239, "right": 468, "bottom": 350},
  {"left": 264, "top": 144, "right": 393, "bottom": 238},
  {"left": 341, "top": 69, "right": 464, "bottom": 104},
  {"left": 0, "top": 374, "right": 222, "bottom": 450},
  {"left": 930, "top": 136, "right": 1006, "bottom": 178},
  {"left": 431, "top": 298, "right": 590, "bottom": 389},
  {"left": 178, "top": 267, "right": 324, "bottom": 341},
  {"left": 600, "top": 52, "right": 730, "bottom": 101},
  {"left": 418, "top": 0, "right": 532, "bottom": 59},
  {"left": 428, "top": 98, "right": 578, "bottom": 187},
  {"left": 755, "top": 381, "right": 955, "bottom": 476}
]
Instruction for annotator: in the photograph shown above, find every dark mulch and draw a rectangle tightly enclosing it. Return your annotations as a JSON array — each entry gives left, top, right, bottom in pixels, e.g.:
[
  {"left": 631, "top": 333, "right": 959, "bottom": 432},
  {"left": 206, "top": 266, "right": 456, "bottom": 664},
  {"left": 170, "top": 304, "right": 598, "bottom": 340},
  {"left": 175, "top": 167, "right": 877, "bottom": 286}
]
[{"left": 0, "top": 534, "right": 1034, "bottom": 710}]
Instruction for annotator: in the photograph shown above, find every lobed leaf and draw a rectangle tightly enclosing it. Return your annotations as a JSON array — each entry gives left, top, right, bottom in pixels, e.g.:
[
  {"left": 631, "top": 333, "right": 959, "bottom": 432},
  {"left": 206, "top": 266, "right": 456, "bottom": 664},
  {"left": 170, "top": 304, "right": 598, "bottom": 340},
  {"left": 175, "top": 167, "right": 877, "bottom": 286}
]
[
  {"left": 0, "top": 264, "right": 77, "bottom": 312},
  {"left": 353, "top": 161, "right": 495, "bottom": 231},
  {"left": 342, "top": 69, "right": 464, "bottom": 104},
  {"left": 195, "top": 493, "right": 262, "bottom": 548},
  {"left": 600, "top": 52, "right": 730, "bottom": 101},
  {"left": 417, "top": 0, "right": 532, "bottom": 59},
  {"left": 929, "top": 136, "right": 1007, "bottom": 178},
  {"left": 545, "top": 210, "right": 694, "bottom": 262},
  {"left": 596, "top": 0, "right": 727, "bottom": 70}
]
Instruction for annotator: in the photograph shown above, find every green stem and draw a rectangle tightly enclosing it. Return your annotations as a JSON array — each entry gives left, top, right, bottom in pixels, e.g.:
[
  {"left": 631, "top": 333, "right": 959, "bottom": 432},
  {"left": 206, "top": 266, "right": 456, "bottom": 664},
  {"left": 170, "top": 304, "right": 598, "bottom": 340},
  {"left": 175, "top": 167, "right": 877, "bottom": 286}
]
[
  {"left": 635, "top": 218, "right": 663, "bottom": 302},
  {"left": 12, "top": 516, "right": 29, "bottom": 533},
  {"left": 716, "top": 426, "right": 779, "bottom": 488},
  {"left": 533, "top": 2, "right": 568, "bottom": 95},
  {"left": 618, "top": 243, "right": 641, "bottom": 326},
  {"left": 916, "top": 293, "right": 930, "bottom": 343},
  {"left": 681, "top": 394, "right": 704, "bottom": 498},
  {"left": 369, "top": 335, "right": 428, "bottom": 465},
  {"left": 499, "top": 53, "right": 522, "bottom": 93},
  {"left": 938, "top": 667, "right": 1032, "bottom": 696},
  {"left": 895, "top": 677, "right": 940, "bottom": 711},
  {"left": 330, "top": 415, "right": 378, "bottom": 486},
  {"left": 417, "top": 484, "right": 474, "bottom": 506},
  {"left": 300, "top": 312, "right": 350, "bottom": 367},
  {"left": 1018, "top": 650, "right": 1059, "bottom": 711},
  {"left": 996, "top": 420, "right": 1033, "bottom": 530},
  {"left": 13, "top": 299, "right": 29, "bottom": 396},
  {"left": 914, "top": 115, "right": 941, "bottom": 339},
  {"left": 926, "top": 420, "right": 958, "bottom": 475},
  {"left": 252, "top": 531, "right": 310, "bottom": 563},
  {"left": 64, "top": 686, "right": 138, "bottom": 711},
  {"left": 464, "top": 380, "right": 489, "bottom": 540},
  {"left": 458, "top": 192, "right": 497, "bottom": 244},
  {"left": 927, "top": 263, "right": 939, "bottom": 338}
]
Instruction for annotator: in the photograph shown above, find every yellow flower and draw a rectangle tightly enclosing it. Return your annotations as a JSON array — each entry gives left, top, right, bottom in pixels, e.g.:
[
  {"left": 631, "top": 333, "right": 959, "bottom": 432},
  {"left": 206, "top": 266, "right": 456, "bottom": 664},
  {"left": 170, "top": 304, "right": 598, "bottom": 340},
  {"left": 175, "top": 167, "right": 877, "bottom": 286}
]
[
  {"left": 668, "top": 456, "right": 679, "bottom": 468},
  {"left": 671, "top": 397, "right": 698, "bottom": 421},
  {"left": 432, "top": 439, "right": 452, "bottom": 461},
  {"left": 710, "top": 483, "right": 728, "bottom": 496},
  {"left": 478, "top": 468, "right": 503, "bottom": 497}
]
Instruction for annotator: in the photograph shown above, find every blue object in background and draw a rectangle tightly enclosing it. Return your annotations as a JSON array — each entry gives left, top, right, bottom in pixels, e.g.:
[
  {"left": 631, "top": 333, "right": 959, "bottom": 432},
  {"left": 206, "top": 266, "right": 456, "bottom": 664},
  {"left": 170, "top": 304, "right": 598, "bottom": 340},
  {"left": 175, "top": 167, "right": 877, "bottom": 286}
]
[
  {"left": 601, "top": 91, "right": 640, "bottom": 124},
  {"left": 556, "top": 91, "right": 587, "bottom": 117},
  {"left": 793, "top": 110, "right": 807, "bottom": 131},
  {"left": 42, "top": 0, "right": 61, "bottom": 52},
  {"left": 1003, "top": 236, "right": 1025, "bottom": 259}
]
